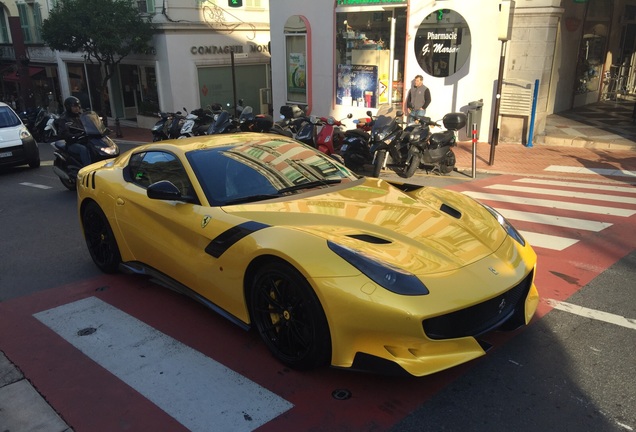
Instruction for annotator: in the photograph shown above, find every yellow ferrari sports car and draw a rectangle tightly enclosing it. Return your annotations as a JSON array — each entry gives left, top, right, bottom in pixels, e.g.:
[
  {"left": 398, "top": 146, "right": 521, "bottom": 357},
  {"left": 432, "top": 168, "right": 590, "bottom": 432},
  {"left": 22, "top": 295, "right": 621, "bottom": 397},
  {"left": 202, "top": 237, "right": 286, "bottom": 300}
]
[{"left": 77, "top": 133, "right": 538, "bottom": 377}]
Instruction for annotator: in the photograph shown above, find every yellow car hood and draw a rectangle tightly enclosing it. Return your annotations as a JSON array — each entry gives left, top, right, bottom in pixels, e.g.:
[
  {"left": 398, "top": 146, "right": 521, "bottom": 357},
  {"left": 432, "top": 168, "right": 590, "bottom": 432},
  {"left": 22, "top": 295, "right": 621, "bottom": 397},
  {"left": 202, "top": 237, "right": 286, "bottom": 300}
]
[{"left": 225, "top": 178, "right": 508, "bottom": 275}]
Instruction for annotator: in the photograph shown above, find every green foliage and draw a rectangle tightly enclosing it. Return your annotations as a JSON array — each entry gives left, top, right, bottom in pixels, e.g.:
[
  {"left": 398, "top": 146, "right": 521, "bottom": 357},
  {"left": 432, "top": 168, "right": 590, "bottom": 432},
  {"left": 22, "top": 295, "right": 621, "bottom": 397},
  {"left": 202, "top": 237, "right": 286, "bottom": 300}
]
[{"left": 41, "top": 0, "right": 155, "bottom": 67}]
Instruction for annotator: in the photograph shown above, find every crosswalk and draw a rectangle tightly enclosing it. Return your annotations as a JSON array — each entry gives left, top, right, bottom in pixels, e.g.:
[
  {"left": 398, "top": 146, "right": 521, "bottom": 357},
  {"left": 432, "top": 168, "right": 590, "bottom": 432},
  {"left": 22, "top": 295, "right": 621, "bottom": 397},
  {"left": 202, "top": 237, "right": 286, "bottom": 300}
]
[{"left": 459, "top": 177, "right": 636, "bottom": 251}]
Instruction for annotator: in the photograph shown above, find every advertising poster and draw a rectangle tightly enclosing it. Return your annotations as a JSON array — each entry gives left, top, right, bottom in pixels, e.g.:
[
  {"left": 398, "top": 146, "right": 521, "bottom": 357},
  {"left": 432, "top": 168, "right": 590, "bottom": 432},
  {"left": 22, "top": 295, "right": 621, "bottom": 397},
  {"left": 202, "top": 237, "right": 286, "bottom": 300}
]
[
  {"left": 287, "top": 53, "right": 306, "bottom": 93},
  {"left": 336, "top": 64, "right": 378, "bottom": 108}
]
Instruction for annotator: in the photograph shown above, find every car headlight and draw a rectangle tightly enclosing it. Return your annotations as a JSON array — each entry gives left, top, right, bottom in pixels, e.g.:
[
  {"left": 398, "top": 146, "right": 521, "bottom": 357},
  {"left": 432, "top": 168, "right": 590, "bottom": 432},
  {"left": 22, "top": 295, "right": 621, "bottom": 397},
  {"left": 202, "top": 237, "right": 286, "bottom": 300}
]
[
  {"left": 327, "top": 241, "right": 429, "bottom": 295},
  {"left": 481, "top": 203, "right": 526, "bottom": 246},
  {"left": 20, "top": 128, "right": 31, "bottom": 139}
]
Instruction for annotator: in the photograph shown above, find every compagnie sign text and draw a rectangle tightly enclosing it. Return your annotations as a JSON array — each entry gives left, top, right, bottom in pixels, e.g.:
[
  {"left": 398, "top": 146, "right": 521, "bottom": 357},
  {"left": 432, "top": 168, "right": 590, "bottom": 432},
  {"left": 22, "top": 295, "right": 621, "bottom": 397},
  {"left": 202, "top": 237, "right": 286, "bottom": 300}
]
[{"left": 190, "top": 43, "right": 270, "bottom": 55}]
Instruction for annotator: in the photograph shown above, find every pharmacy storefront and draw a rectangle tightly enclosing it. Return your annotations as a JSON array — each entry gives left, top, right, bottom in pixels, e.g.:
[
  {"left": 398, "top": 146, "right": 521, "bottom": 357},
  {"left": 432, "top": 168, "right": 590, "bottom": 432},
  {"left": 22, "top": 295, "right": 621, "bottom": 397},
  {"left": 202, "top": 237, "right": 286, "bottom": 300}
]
[{"left": 270, "top": 0, "right": 514, "bottom": 141}]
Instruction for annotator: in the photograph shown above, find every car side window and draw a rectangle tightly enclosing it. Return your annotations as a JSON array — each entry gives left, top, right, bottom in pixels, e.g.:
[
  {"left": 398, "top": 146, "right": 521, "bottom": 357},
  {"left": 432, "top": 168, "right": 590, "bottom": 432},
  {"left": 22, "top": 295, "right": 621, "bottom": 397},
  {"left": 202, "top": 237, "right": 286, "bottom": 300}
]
[{"left": 128, "top": 151, "right": 195, "bottom": 198}]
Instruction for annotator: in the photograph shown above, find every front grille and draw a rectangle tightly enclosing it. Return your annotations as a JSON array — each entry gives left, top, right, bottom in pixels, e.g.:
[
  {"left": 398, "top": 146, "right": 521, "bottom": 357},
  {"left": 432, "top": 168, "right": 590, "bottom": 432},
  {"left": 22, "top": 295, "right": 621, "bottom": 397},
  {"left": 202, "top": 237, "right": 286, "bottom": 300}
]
[{"left": 423, "top": 270, "right": 533, "bottom": 340}]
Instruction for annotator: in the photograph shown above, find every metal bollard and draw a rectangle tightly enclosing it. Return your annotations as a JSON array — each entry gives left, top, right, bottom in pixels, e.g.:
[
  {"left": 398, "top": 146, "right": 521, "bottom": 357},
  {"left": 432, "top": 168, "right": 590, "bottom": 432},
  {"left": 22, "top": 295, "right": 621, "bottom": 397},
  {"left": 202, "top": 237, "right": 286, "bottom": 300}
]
[
  {"left": 472, "top": 123, "right": 477, "bottom": 179},
  {"left": 115, "top": 117, "right": 123, "bottom": 138}
]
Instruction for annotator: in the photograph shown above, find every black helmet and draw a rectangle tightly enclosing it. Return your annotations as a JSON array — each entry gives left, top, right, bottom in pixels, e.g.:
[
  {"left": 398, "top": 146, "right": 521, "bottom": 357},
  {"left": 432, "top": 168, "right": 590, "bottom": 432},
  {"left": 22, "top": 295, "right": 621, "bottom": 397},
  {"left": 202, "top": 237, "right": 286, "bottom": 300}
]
[{"left": 64, "top": 96, "right": 81, "bottom": 114}]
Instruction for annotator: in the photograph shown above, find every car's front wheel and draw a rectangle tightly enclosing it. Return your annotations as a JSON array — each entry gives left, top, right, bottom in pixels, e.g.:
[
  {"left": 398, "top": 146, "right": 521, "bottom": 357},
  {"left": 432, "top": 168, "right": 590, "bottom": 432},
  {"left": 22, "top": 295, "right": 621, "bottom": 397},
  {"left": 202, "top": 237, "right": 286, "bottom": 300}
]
[
  {"left": 81, "top": 201, "right": 121, "bottom": 273},
  {"left": 249, "top": 261, "right": 331, "bottom": 370}
]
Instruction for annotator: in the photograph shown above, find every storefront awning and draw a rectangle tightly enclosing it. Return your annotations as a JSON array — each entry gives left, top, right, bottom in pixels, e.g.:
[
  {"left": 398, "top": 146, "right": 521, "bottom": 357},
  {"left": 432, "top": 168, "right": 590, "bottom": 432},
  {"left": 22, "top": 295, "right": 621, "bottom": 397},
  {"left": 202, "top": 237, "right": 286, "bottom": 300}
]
[{"left": 3, "top": 66, "right": 45, "bottom": 82}]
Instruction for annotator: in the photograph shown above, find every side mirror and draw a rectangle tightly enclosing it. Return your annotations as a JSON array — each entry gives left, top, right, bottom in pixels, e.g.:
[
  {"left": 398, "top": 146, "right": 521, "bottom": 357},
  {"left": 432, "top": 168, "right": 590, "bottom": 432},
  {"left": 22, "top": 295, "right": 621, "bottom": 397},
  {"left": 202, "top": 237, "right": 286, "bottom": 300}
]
[
  {"left": 147, "top": 180, "right": 182, "bottom": 201},
  {"left": 347, "top": 113, "right": 353, "bottom": 119},
  {"left": 366, "top": 111, "right": 373, "bottom": 117}
]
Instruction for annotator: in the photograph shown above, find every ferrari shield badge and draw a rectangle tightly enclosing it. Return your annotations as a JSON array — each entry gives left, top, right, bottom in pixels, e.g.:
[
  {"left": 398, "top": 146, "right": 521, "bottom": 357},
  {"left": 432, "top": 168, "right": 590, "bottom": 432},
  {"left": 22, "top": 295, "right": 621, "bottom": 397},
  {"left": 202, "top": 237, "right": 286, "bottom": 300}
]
[{"left": 201, "top": 215, "right": 212, "bottom": 228}]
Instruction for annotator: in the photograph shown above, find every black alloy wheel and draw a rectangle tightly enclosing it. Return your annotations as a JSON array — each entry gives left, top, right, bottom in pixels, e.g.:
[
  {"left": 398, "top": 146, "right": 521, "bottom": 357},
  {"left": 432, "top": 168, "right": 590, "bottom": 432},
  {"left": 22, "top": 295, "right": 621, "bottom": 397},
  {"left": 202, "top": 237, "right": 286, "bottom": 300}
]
[
  {"left": 249, "top": 261, "right": 331, "bottom": 370},
  {"left": 82, "top": 201, "right": 122, "bottom": 273}
]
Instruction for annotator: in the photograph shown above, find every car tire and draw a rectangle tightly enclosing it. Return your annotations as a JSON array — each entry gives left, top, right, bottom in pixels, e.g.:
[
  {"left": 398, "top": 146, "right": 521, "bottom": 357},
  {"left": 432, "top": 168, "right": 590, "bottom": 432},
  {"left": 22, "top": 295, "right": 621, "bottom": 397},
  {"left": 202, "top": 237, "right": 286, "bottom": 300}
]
[
  {"left": 28, "top": 157, "right": 40, "bottom": 169},
  {"left": 81, "top": 201, "right": 122, "bottom": 273},
  {"left": 249, "top": 261, "right": 331, "bottom": 370},
  {"left": 60, "top": 177, "right": 76, "bottom": 191}
]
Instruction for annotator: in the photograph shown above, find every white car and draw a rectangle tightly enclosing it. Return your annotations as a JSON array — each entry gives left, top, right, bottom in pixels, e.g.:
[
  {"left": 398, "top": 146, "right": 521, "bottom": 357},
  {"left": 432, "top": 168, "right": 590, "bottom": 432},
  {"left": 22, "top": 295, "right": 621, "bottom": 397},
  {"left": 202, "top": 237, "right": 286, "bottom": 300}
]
[{"left": 0, "top": 102, "right": 40, "bottom": 169}]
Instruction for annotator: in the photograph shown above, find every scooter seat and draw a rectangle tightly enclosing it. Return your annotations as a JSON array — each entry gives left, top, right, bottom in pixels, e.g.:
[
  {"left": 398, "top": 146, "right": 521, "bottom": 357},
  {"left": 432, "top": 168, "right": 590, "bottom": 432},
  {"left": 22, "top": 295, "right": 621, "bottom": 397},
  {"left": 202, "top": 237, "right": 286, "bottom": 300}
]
[
  {"left": 429, "top": 130, "right": 455, "bottom": 149},
  {"left": 53, "top": 140, "right": 67, "bottom": 151},
  {"left": 345, "top": 128, "right": 370, "bottom": 140}
]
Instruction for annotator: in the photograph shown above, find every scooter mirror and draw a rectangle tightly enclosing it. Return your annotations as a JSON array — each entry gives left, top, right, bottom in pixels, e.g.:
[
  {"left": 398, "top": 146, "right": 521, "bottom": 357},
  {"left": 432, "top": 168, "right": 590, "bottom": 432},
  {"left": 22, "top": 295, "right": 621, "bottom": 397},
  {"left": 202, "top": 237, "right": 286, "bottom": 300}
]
[{"left": 347, "top": 113, "right": 353, "bottom": 119}]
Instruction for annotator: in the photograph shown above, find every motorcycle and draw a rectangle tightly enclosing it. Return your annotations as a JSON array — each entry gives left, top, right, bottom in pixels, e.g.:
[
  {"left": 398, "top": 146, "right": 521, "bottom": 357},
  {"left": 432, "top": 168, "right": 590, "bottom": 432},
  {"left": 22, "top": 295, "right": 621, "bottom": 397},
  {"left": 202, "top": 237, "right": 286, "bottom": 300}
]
[
  {"left": 51, "top": 111, "right": 119, "bottom": 190},
  {"left": 339, "top": 110, "right": 374, "bottom": 172},
  {"left": 237, "top": 106, "right": 273, "bottom": 132},
  {"left": 43, "top": 112, "right": 60, "bottom": 143},
  {"left": 368, "top": 104, "right": 408, "bottom": 178},
  {"left": 314, "top": 114, "right": 352, "bottom": 156},
  {"left": 400, "top": 112, "right": 467, "bottom": 178},
  {"left": 151, "top": 111, "right": 175, "bottom": 141},
  {"left": 179, "top": 107, "right": 215, "bottom": 138},
  {"left": 207, "top": 110, "right": 238, "bottom": 134}
]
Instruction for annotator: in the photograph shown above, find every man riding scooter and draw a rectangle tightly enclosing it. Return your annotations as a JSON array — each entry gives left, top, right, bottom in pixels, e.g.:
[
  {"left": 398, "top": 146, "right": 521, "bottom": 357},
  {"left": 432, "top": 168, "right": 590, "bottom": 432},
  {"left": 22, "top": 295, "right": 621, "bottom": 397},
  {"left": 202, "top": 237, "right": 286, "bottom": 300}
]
[{"left": 57, "top": 96, "right": 90, "bottom": 166}]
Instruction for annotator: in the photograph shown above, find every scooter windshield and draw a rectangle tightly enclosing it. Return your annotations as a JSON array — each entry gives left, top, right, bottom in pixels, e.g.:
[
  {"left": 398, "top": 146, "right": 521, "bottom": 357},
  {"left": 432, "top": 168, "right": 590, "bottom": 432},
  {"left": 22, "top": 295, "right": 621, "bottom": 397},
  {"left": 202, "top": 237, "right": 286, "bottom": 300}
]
[{"left": 80, "top": 111, "right": 107, "bottom": 136}]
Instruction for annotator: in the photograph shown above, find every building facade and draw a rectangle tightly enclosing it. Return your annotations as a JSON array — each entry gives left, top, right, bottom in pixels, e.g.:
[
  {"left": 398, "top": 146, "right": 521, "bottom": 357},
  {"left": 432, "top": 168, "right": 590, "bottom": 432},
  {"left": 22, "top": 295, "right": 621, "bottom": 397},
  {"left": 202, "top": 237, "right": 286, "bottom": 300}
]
[
  {"left": 0, "top": 0, "right": 270, "bottom": 123},
  {"left": 268, "top": 0, "right": 627, "bottom": 144}
]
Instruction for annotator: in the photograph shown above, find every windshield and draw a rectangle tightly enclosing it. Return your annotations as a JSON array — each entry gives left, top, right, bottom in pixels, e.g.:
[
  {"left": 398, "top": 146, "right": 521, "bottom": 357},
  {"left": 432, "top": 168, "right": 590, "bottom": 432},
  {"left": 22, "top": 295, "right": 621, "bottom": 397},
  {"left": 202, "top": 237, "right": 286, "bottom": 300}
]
[
  {"left": 0, "top": 106, "right": 22, "bottom": 128},
  {"left": 187, "top": 140, "right": 357, "bottom": 206},
  {"left": 80, "top": 111, "right": 107, "bottom": 135},
  {"left": 372, "top": 104, "right": 400, "bottom": 132}
]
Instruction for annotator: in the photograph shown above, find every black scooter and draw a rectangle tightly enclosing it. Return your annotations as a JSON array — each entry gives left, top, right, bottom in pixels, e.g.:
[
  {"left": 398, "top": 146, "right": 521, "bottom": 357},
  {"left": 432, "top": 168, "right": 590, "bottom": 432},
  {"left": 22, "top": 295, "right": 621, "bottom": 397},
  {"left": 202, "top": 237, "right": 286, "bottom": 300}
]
[
  {"left": 369, "top": 105, "right": 408, "bottom": 178},
  {"left": 401, "top": 112, "right": 467, "bottom": 178},
  {"left": 51, "top": 111, "right": 119, "bottom": 190}
]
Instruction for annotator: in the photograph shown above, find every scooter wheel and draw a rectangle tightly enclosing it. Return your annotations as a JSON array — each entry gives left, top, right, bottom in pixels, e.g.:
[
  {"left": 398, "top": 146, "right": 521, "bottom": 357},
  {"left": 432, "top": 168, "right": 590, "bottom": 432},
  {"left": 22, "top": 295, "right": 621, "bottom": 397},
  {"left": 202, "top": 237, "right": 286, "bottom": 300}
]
[
  {"left": 439, "top": 150, "right": 456, "bottom": 174},
  {"left": 371, "top": 150, "right": 386, "bottom": 178},
  {"left": 401, "top": 153, "right": 421, "bottom": 178}
]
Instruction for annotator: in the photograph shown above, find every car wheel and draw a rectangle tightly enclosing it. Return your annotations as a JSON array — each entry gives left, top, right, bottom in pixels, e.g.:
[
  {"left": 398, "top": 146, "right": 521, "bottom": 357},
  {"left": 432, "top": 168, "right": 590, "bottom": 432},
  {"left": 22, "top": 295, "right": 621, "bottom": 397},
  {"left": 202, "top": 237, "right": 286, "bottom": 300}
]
[
  {"left": 249, "top": 261, "right": 331, "bottom": 370},
  {"left": 28, "top": 157, "right": 40, "bottom": 169},
  {"left": 439, "top": 150, "right": 456, "bottom": 174},
  {"left": 81, "top": 201, "right": 121, "bottom": 273},
  {"left": 371, "top": 149, "right": 386, "bottom": 178},
  {"left": 401, "top": 153, "right": 420, "bottom": 178}
]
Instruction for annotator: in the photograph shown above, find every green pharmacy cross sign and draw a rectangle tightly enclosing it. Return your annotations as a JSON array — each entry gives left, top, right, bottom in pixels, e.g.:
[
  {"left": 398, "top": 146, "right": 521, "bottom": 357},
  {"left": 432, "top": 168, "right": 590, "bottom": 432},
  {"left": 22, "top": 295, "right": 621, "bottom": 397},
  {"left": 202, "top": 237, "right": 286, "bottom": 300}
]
[{"left": 228, "top": 0, "right": 242, "bottom": 7}]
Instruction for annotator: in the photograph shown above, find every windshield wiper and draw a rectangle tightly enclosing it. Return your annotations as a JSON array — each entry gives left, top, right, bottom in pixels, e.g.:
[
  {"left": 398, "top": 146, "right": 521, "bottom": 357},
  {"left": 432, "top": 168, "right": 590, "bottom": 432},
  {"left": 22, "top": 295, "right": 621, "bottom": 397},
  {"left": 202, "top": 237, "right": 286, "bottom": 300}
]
[
  {"left": 277, "top": 179, "right": 342, "bottom": 194},
  {"left": 222, "top": 194, "right": 281, "bottom": 205}
]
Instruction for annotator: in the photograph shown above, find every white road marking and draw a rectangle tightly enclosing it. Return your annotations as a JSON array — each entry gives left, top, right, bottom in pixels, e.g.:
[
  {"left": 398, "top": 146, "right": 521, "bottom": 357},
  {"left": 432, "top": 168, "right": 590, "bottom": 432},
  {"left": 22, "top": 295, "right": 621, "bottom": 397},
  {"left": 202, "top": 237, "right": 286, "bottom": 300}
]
[
  {"left": 463, "top": 191, "right": 636, "bottom": 217},
  {"left": 546, "top": 299, "right": 636, "bottom": 330},
  {"left": 544, "top": 165, "right": 636, "bottom": 177},
  {"left": 485, "top": 184, "right": 636, "bottom": 205},
  {"left": 518, "top": 230, "right": 578, "bottom": 251},
  {"left": 514, "top": 178, "right": 636, "bottom": 194},
  {"left": 34, "top": 297, "right": 292, "bottom": 432},
  {"left": 497, "top": 208, "right": 612, "bottom": 232},
  {"left": 19, "top": 182, "right": 52, "bottom": 190}
]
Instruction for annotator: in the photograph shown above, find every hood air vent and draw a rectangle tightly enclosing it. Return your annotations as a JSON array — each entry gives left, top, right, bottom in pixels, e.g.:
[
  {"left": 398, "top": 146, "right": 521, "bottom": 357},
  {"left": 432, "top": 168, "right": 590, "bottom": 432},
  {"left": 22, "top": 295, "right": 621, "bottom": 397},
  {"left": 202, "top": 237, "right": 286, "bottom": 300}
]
[
  {"left": 346, "top": 234, "right": 391, "bottom": 244},
  {"left": 440, "top": 203, "right": 461, "bottom": 219}
]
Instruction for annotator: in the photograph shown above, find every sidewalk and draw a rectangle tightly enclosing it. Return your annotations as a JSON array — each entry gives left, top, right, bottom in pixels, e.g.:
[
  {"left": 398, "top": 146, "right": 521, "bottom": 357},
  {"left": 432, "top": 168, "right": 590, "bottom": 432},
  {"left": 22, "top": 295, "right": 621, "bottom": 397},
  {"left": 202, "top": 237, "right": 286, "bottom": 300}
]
[{"left": 2, "top": 105, "right": 635, "bottom": 432}]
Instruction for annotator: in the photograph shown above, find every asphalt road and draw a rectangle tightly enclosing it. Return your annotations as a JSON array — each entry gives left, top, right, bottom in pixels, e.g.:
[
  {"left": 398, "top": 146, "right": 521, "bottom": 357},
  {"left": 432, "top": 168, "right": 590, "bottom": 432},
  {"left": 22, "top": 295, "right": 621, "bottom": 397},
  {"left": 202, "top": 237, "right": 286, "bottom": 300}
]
[{"left": 0, "top": 142, "right": 634, "bottom": 432}]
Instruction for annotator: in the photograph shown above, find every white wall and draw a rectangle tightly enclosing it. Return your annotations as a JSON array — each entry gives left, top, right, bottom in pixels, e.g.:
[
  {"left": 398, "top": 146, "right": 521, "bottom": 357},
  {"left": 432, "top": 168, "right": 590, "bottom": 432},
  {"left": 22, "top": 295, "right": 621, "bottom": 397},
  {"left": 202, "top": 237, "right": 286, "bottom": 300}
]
[{"left": 270, "top": 0, "right": 516, "bottom": 141}]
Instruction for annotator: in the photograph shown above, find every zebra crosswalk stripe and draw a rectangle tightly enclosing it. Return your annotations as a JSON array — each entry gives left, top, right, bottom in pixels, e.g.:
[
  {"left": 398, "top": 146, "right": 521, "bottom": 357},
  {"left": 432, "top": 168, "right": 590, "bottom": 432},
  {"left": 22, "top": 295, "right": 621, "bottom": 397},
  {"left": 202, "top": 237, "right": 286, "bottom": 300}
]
[{"left": 484, "top": 184, "right": 636, "bottom": 205}]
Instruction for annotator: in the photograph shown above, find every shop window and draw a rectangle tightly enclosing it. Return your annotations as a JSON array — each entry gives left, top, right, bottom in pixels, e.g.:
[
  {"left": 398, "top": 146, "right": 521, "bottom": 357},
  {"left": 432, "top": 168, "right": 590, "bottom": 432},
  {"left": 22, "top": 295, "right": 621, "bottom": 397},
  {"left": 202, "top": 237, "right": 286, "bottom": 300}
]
[
  {"left": 0, "top": 8, "right": 9, "bottom": 43},
  {"left": 284, "top": 15, "right": 309, "bottom": 105},
  {"left": 574, "top": 0, "right": 611, "bottom": 96},
  {"left": 335, "top": 8, "right": 406, "bottom": 109}
]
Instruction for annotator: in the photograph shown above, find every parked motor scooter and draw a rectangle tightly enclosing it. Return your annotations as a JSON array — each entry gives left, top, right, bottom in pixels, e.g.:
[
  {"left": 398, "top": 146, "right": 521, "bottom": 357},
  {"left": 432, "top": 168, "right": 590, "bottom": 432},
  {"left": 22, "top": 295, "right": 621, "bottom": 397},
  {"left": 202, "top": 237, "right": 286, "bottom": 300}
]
[
  {"left": 368, "top": 104, "right": 407, "bottom": 178},
  {"left": 400, "top": 112, "right": 467, "bottom": 178},
  {"left": 339, "top": 110, "right": 374, "bottom": 172},
  {"left": 51, "top": 111, "right": 119, "bottom": 190},
  {"left": 237, "top": 106, "right": 273, "bottom": 132},
  {"left": 43, "top": 112, "right": 60, "bottom": 142},
  {"left": 314, "top": 114, "right": 352, "bottom": 156},
  {"left": 151, "top": 111, "right": 178, "bottom": 141}
]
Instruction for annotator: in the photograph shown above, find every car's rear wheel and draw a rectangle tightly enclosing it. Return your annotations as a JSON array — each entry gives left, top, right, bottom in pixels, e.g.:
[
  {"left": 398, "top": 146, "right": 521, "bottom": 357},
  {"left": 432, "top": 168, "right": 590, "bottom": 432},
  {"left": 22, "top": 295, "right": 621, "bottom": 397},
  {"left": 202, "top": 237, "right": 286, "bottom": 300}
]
[
  {"left": 249, "top": 261, "right": 331, "bottom": 370},
  {"left": 82, "top": 201, "right": 121, "bottom": 273},
  {"left": 28, "top": 157, "right": 40, "bottom": 169}
]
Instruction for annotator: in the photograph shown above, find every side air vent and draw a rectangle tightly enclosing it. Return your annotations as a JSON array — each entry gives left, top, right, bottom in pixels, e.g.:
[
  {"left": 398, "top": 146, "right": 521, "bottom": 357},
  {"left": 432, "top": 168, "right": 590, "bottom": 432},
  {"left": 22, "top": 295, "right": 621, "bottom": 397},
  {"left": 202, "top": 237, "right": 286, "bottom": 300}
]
[
  {"left": 440, "top": 203, "right": 461, "bottom": 219},
  {"left": 346, "top": 234, "right": 391, "bottom": 244}
]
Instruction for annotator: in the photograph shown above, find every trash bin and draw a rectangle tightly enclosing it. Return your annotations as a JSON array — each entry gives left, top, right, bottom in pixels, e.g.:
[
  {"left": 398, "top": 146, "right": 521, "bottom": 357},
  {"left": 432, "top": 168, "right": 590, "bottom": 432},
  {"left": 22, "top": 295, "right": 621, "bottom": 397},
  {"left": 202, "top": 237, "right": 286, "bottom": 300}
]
[{"left": 466, "top": 99, "right": 484, "bottom": 139}]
